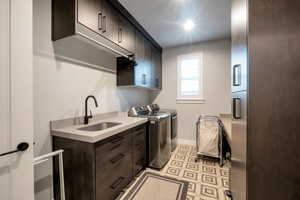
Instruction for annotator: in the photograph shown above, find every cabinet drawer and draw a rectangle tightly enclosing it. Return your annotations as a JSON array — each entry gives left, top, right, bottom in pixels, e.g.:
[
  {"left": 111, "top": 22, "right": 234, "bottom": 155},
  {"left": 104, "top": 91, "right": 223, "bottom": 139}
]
[
  {"left": 95, "top": 131, "right": 131, "bottom": 163},
  {"left": 132, "top": 125, "right": 146, "bottom": 176},
  {"left": 133, "top": 129, "right": 146, "bottom": 145},
  {"left": 96, "top": 151, "right": 132, "bottom": 200},
  {"left": 133, "top": 148, "right": 146, "bottom": 176},
  {"left": 133, "top": 156, "right": 146, "bottom": 175}
]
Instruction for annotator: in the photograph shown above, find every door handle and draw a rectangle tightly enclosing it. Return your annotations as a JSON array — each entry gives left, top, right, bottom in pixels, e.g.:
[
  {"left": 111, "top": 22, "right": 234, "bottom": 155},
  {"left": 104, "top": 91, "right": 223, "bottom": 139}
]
[
  {"left": 233, "top": 98, "right": 242, "bottom": 119},
  {"left": 0, "top": 142, "right": 29, "bottom": 157}
]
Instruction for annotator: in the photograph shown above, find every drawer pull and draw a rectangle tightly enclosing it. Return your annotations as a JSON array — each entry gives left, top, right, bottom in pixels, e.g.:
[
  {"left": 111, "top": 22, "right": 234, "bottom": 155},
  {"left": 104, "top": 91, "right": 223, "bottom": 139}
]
[
  {"left": 110, "top": 136, "right": 124, "bottom": 144},
  {"left": 135, "top": 143, "right": 144, "bottom": 150},
  {"left": 137, "top": 158, "right": 144, "bottom": 165},
  {"left": 109, "top": 143, "right": 122, "bottom": 151},
  {"left": 110, "top": 153, "right": 125, "bottom": 164},
  {"left": 135, "top": 130, "right": 144, "bottom": 136},
  {"left": 111, "top": 177, "right": 125, "bottom": 190}
]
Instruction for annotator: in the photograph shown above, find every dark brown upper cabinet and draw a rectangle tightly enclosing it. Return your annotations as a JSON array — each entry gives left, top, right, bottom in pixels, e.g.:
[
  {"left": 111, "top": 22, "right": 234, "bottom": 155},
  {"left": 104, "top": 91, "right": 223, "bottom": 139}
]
[
  {"left": 116, "top": 29, "right": 162, "bottom": 90},
  {"left": 52, "top": 0, "right": 133, "bottom": 58},
  {"left": 52, "top": 0, "right": 162, "bottom": 89}
]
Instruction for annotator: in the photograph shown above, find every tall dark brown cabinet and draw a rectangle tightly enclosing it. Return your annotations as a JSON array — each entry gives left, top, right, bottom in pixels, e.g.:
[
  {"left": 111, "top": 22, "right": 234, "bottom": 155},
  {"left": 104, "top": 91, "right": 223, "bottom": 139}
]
[{"left": 231, "top": 0, "right": 300, "bottom": 199}]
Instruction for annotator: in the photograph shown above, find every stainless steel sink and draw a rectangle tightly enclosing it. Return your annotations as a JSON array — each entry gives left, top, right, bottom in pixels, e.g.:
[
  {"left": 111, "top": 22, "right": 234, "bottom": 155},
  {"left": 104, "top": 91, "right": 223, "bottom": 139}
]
[{"left": 77, "top": 122, "right": 121, "bottom": 132}]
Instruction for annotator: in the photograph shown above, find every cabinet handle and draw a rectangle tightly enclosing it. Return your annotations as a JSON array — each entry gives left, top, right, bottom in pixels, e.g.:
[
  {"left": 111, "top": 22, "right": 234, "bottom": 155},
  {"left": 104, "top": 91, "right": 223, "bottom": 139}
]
[
  {"left": 233, "top": 64, "right": 241, "bottom": 86},
  {"left": 120, "top": 28, "right": 123, "bottom": 43},
  {"left": 136, "top": 158, "right": 144, "bottom": 165},
  {"left": 98, "top": 13, "right": 102, "bottom": 30},
  {"left": 102, "top": 15, "right": 106, "bottom": 33},
  {"left": 136, "top": 143, "right": 144, "bottom": 151},
  {"left": 142, "top": 74, "right": 146, "bottom": 85},
  {"left": 135, "top": 129, "right": 144, "bottom": 136},
  {"left": 118, "top": 28, "right": 123, "bottom": 43},
  {"left": 136, "top": 131, "right": 144, "bottom": 137},
  {"left": 110, "top": 177, "right": 125, "bottom": 190},
  {"left": 155, "top": 78, "right": 159, "bottom": 88},
  {"left": 109, "top": 143, "right": 122, "bottom": 151},
  {"left": 233, "top": 98, "right": 242, "bottom": 119},
  {"left": 109, "top": 136, "right": 124, "bottom": 144},
  {"left": 110, "top": 153, "right": 125, "bottom": 164}
]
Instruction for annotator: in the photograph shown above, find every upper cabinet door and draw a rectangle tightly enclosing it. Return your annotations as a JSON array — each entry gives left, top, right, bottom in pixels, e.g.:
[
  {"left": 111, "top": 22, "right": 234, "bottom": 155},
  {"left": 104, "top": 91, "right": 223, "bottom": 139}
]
[
  {"left": 77, "top": 0, "right": 102, "bottom": 34},
  {"left": 100, "top": 0, "right": 119, "bottom": 43},
  {"left": 150, "top": 45, "right": 156, "bottom": 89},
  {"left": 134, "top": 30, "right": 145, "bottom": 87},
  {"left": 151, "top": 46, "right": 162, "bottom": 89},
  {"left": 118, "top": 15, "right": 136, "bottom": 54},
  {"left": 231, "top": 0, "right": 247, "bottom": 92},
  {"left": 156, "top": 49, "right": 162, "bottom": 90},
  {"left": 144, "top": 39, "right": 152, "bottom": 88}
]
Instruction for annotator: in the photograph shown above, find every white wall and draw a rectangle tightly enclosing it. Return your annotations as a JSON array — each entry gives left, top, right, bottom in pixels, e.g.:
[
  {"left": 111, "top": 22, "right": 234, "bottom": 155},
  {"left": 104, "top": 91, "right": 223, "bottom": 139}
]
[
  {"left": 33, "top": 0, "right": 149, "bottom": 199},
  {"left": 151, "top": 39, "right": 231, "bottom": 142}
]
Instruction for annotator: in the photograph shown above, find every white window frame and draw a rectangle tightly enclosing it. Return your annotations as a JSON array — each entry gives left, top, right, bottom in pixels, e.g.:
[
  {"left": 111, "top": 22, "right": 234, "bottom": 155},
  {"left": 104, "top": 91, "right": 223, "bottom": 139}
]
[{"left": 177, "top": 52, "right": 205, "bottom": 104}]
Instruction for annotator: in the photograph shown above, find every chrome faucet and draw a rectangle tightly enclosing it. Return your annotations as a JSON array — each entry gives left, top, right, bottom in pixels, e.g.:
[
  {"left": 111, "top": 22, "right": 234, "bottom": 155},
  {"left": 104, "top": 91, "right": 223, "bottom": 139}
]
[{"left": 84, "top": 95, "right": 98, "bottom": 124}]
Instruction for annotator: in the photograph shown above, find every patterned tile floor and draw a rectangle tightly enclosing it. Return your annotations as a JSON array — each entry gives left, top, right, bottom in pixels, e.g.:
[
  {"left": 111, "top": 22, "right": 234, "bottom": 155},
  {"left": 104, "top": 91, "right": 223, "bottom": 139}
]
[{"left": 146, "top": 144, "right": 231, "bottom": 200}]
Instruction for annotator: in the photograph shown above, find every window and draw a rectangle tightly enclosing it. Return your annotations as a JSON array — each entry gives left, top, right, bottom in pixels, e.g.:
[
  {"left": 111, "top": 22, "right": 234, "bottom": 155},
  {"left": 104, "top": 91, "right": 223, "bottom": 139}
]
[{"left": 177, "top": 53, "right": 204, "bottom": 104}]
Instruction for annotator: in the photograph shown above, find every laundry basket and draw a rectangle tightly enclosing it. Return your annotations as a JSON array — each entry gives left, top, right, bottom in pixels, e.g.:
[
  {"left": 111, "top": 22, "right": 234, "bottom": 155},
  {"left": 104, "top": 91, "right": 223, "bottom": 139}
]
[{"left": 195, "top": 115, "right": 224, "bottom": 166}]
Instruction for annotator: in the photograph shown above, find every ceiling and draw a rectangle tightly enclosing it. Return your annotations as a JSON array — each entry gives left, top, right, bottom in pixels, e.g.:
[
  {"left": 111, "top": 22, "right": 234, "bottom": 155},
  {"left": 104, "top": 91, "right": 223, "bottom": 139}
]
[{"left": 119, "top": 0, "right": 231, "bottom": 48}]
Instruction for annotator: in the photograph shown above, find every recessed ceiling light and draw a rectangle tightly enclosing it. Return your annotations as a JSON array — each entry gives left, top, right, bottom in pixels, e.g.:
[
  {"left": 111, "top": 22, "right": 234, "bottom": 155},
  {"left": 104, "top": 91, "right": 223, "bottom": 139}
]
[{"left": 183, "top": 20, "right": 195, "bottom": 31}]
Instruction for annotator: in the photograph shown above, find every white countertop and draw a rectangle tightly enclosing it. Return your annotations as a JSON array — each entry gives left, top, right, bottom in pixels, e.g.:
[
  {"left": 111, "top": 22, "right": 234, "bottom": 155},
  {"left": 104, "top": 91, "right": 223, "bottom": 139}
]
[{"left": 51, "top": 112, "right": 148, "bottom": 143}]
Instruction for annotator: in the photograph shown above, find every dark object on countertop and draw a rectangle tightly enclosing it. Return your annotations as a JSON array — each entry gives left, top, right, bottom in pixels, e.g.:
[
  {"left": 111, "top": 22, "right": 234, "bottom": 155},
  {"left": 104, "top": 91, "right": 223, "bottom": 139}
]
[{"left": 84, "top": 95, "right": 98, "bottom": 124}]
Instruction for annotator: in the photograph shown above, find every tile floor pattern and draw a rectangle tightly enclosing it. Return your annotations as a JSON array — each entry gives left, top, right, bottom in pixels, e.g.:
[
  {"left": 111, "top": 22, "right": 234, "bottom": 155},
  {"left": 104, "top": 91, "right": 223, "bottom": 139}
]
[{"left": 146, "top": 144, "right": 231, "bottom": 200}]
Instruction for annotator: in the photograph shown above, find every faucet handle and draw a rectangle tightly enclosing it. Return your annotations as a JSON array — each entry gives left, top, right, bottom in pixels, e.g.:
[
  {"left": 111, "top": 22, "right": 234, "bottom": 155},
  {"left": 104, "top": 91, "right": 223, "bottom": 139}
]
[{"left": 89, "top": 110, "right": 93, "bottom": 117}]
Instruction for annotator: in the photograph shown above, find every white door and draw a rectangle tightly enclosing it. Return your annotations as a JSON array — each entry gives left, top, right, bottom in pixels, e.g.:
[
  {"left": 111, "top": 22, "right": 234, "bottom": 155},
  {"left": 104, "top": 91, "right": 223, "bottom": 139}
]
[{"left": 0, "top": 0, "right": 34, "bottom": 200}]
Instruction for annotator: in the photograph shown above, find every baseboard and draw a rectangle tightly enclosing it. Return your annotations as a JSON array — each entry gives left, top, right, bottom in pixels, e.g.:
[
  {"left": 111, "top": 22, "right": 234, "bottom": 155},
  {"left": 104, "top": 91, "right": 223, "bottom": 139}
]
[{"left": 177, "top": 139, "right": 196, "bottom": 146}]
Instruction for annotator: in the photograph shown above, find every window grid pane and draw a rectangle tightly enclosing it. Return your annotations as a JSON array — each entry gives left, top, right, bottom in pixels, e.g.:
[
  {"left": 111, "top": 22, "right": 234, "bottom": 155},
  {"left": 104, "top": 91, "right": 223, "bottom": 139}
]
[{"left": 180, "top": 57, "right": 200, "bottom": 97}]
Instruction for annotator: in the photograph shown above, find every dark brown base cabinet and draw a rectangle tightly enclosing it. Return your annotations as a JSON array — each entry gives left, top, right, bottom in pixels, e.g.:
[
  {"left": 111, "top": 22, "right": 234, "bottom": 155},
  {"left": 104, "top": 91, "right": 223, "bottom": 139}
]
[{"left": 53, "top": 124, "right": 147, "bottom": 200}]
